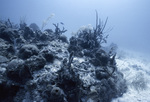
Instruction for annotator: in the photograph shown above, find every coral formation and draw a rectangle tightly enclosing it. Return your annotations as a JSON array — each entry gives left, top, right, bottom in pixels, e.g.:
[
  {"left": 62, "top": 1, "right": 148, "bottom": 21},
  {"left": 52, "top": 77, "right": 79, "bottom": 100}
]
[{"left": 0, "top": 15, "right": 127, "bottom": 102}]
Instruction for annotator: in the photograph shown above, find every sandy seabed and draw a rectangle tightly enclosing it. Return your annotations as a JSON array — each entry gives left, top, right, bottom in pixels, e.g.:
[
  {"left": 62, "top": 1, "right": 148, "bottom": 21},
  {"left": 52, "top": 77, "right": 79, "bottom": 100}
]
[{"left": 112, "top": 49, "right": 150, "bottom": 102}]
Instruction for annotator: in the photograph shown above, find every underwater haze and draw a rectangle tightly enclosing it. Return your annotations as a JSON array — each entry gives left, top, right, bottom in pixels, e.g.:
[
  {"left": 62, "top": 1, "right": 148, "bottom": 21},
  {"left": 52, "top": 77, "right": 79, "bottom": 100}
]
[
  {"left": 1, "top": 0, "right": 150, "bottom": 102},
  {"left": 1, "top": 0, "right": 150, "bottom": 54}
]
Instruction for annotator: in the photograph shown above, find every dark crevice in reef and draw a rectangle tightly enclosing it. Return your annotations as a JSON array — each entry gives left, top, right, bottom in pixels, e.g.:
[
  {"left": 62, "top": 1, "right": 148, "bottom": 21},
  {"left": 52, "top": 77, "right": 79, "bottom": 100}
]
[{"left": 0, "top": 16, "right": 127, "bottom": 102}]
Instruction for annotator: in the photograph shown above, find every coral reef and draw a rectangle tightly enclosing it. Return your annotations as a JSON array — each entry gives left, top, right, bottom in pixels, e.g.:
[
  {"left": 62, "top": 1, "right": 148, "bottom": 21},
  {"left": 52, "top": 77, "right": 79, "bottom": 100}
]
[{"left": 0, "top": 16, "right": 127, "bottom": 102}]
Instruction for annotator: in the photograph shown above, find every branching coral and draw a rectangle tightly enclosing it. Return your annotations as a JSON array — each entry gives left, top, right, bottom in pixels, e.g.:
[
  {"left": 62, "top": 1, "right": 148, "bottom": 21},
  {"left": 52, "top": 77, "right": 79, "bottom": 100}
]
[
  {"left": 94, "top": 10, "right": 109, "bottom": 45},
  {"left": 69, "top": 11, "right": 109, "bottom": 52},
  {"left": 53, "top": 23, "right": 67, "bottom": 36}
]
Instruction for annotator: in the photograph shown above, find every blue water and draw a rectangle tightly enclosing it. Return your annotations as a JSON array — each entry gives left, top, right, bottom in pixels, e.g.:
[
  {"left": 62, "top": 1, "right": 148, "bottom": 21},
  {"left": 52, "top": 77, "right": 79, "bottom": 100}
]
[{"left": 1, "top": 0, "right": 150, "bottom": 101}]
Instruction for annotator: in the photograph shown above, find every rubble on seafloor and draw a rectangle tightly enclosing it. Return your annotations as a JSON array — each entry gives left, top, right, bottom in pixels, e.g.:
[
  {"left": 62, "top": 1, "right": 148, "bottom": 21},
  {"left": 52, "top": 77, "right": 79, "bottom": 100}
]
[{"left": 0, "top": 20, "right": 127, "bottom": 102}]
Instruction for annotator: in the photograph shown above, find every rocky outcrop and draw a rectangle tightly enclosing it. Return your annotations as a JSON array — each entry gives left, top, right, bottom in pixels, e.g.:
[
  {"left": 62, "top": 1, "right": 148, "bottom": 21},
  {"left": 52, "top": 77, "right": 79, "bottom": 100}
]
[{"left": 0, "top": 20, "right": 127, "bottom": 102}]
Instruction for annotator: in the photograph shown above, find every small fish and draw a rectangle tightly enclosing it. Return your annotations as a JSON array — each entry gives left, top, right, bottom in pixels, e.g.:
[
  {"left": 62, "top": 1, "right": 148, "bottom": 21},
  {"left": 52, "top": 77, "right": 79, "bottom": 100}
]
[{"left": 60, "top": 22, "right": 64, "bottom": 25}]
